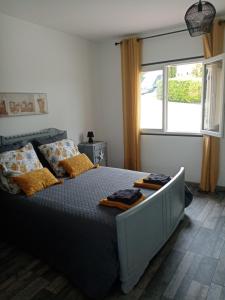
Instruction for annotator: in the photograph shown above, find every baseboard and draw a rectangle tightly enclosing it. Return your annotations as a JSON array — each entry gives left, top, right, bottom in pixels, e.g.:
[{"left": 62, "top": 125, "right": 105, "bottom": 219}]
[{"left": 185, "top": 181, "right": 225, "bottom": 192}]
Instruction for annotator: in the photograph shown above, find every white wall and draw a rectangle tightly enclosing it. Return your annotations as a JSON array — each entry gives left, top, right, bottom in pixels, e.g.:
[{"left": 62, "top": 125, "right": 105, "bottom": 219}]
[
  {"left": 92, "top": 40, "right": 124, "bottom": 168},
  {"left": 93, "top": 28, "right": 225, "bottom": 186},
  {"left": 0, "top": 12, "right": 95, "bottom": 143}
]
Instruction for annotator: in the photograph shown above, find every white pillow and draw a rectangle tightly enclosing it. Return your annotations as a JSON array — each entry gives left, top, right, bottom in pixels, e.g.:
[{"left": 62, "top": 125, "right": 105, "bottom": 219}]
[
  {"left": 0, "top": 143, "right": 43, "bottom": 194},
  {"left": 38, "top": 139, "right": 80, "bottom": 177}
]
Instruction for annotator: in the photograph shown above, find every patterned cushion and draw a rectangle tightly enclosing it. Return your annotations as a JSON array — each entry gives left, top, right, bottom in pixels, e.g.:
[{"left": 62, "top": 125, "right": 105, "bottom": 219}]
[
  {"left": 32, "top": 132, "right": 67, "bottom": 172},
  {"left": 12, "top": 168, "right": 61, "bottom": 196},
  {"left": 59, "top": 153, "right": 94, "bottom": 178},
  {"left": 38, "top": 139, "right": 80, "bottom": 177},
  {"left": 0, "top": 143, "right": 43, "bottom": 194}
]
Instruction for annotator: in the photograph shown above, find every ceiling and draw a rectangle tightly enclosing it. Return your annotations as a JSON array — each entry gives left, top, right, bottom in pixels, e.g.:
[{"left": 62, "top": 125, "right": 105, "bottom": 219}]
[{"left": 0, "top": 0, "right": 224, "bottom": 41}]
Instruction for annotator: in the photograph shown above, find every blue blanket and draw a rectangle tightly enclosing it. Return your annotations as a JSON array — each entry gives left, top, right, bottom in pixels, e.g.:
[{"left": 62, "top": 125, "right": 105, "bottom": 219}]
[{"left": 0, "top": 167, "right": 154, "bottom": 299}]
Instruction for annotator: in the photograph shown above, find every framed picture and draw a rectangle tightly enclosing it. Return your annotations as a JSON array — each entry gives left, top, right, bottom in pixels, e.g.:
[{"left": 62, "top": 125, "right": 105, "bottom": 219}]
[{"left": 0, "top": 93, "right": 48, "bottom": 117}]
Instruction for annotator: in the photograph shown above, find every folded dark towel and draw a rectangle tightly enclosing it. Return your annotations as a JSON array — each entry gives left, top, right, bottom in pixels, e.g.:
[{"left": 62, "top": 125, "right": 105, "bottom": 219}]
[
  {"left": 143, "top": 173, "right": 193, "bottom": 207},
  {"left": 107, "top": 189, "right": 142, "bottom": 205},
  {"left": 143, "top": 173, "right": 171, "bottom": 186}
]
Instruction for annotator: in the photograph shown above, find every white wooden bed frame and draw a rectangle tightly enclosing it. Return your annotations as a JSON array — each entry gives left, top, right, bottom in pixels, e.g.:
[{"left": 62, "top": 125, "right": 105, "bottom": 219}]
[
  {"left": 0, "top": 128, "right": 185, "bottom": 294},
  {"left": 117, "top": 167, "right": 185, "bottom": 293}
]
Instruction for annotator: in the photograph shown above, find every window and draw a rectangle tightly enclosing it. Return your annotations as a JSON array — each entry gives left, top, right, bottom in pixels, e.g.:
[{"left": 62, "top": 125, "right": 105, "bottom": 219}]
[
  {"left": 141, "top": 54, "right": 225, "bottom": 137},
  {"left": 202, "top": 54, "right": 225, "bottom": 137},
  {"left": 141, "top": 69, "right": 163, "bottom": 130}
]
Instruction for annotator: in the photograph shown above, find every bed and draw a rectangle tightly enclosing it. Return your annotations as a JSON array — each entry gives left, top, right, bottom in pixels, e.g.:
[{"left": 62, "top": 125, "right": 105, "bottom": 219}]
[{"left": 0, "top": 128, "right": 185, "bottom": 299}]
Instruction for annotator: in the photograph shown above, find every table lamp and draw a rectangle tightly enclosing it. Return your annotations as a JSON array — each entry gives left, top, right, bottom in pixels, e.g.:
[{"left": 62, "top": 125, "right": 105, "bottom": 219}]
[{"left": 87, "top": 131, "right": 94, "bottom": 143}]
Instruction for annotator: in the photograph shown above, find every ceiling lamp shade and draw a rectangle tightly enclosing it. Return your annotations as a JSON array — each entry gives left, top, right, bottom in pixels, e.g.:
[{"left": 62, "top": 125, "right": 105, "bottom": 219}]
[{"left": 185, "top": 0, "right": 216, "bottom": 37}]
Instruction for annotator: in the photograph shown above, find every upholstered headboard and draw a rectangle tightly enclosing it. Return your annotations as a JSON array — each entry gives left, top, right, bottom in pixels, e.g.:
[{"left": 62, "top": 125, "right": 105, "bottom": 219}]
[{"left": 0, "top": 128, "right": 67, "bottom": 146}]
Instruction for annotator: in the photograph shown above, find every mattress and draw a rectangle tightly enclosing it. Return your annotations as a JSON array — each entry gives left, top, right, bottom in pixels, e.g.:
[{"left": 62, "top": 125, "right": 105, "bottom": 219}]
[{"left": 0, "top": 166, "right": 154, "bottom": 299}]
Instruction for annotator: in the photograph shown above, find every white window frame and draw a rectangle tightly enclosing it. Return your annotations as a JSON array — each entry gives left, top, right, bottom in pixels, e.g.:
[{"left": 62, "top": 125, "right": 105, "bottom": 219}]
[
  {"left": 201, "top": 53, "right": 225, "bottom": 138},
  {"left": 141, "top": 64, "right": 165, "bottom": 134},
  {"left": 141, "top": 58, "right": 204, "bottom": 136}
]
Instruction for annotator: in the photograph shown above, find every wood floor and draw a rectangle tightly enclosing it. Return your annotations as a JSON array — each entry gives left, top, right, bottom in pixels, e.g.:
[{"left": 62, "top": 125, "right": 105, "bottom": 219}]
[{"left": 0, "top": 189, "right": 225, "bottom": 300}]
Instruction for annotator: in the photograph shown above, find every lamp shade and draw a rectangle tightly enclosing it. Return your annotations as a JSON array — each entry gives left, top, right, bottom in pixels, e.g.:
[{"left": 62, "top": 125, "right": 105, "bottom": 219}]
[
  {"left": 87, "top": 131, "right": 94, "bottom": 138},
  {"left": 185, "top": 0, "right": 216, "bottom": 37}
]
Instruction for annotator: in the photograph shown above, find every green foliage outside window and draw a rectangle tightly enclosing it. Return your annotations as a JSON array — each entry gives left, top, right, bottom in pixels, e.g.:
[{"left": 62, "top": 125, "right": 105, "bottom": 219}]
[
  {"left": 157, "top": 79, "right": 201, "bottom": 103},
  {"left": 191, "top": 64, "right": 203, "bottom": 77},
  {"left": 168, "top": 66, "right": 177, "bottom": 78}
]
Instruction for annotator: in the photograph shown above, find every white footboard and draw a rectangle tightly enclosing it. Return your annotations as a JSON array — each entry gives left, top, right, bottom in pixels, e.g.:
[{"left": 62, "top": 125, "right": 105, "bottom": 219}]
[{"left": 116, "top": 167, "right": 185, "bottom": 293}]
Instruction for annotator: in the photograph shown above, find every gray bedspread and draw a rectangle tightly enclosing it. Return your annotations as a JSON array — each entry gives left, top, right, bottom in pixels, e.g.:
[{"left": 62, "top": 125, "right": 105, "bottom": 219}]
[{"left": 0, "top": 167, "right": 153, "bottom": 299}]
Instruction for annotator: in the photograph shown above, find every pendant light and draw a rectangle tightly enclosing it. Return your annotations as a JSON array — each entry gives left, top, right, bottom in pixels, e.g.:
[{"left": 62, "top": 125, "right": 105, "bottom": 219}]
[{"left": 185, "top": 0, "right": 216, "bottom": 37}]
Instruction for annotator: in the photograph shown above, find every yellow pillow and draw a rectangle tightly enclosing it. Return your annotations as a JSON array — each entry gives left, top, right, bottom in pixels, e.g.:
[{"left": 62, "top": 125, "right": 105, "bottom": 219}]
[
  {"left": 59, "top": 153, "right": 94, "bottom": 178},
  {"left": 12, "top": 168, "right": 60, "bottom": 196}
]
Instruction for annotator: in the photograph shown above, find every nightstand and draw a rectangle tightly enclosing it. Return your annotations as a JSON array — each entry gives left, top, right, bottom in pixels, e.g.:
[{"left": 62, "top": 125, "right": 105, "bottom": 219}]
[{"left": 78, "top": 142, "right": 107, "bottom": 166}]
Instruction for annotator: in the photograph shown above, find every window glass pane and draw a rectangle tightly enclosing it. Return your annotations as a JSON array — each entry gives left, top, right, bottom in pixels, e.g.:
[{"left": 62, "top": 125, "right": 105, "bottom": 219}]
[
  {"left": 203, "top": 60, "right": 223, "bottom": 134},
  {"left": 167, "top": 63, "right": 202, "bottom": 133},
  {"left": 140, "top": 70, "right": 163, "bottom": 129}
]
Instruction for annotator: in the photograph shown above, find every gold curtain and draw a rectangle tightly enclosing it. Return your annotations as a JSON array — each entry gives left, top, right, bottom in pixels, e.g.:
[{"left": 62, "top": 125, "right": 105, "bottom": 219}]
[
  {"left": 120, "top": 38, "right": 142, "bottom": 170},
  {"left": 200, "top": 20, "right": 225, "bottom": 192}
]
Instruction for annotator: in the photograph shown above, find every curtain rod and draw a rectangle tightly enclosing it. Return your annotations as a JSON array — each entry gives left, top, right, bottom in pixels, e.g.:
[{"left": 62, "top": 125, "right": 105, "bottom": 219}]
[{"left": 115, "top": 20, "right": 225, "bottom": 46}]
